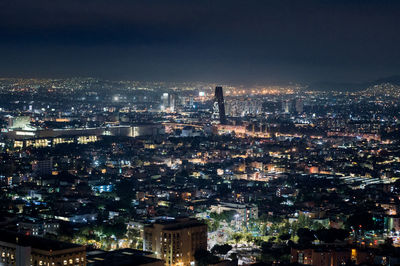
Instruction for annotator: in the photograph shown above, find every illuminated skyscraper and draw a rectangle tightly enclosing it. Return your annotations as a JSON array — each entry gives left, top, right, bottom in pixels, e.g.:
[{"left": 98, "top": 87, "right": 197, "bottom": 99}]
[
  {"left": 282, "top": 100, "right": 290, "bottom": 113},
  {"left": 160, "top": 92, "right": 178, "bottom": 112},
  {"left": 213, "top": 86, "right": 226, "bottom": 124},
  {"left": 161, "top": 93, "right": 169, "bottom": 111},
  {"left": 169, "top": 93, "right": 177, "bottom": 112}
]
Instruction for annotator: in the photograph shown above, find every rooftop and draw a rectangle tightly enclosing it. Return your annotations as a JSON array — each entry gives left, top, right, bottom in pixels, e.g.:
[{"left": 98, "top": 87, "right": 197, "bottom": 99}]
[
  {"left": 87, "top": 248, "right": 162, "bottom": 266},
  {"left": 0, "top": 230, "right": 83, "bottom": 251}
]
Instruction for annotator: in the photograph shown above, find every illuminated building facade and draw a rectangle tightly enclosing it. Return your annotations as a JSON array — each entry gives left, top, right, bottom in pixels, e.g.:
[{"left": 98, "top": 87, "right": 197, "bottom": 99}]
[
  {"left": 0, "top": 230, "right": 86, "bottom": 266},
  {"left": 290, "top": 246, "right": 374, "bottom": 266},
  {"left": 143, "top": 218, "right": 207, "bottom": 266},
  {"left": 213, "top": 86, "right": 226, "bottom": 124}
]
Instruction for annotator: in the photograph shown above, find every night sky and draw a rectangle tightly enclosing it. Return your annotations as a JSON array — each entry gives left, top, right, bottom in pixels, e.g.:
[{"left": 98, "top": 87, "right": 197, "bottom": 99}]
[{"left": 1, "top": 0, "right": 399, "bottom": 85}]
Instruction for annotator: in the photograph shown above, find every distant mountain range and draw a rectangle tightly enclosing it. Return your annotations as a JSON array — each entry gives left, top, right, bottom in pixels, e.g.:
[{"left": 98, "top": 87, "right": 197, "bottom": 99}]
[{"left": 308, "top": 75, "right": 400, "bottom": 91}]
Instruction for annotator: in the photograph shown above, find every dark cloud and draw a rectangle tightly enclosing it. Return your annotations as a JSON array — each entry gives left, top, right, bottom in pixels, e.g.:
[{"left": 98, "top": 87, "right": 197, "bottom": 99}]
[{"left": 0, "top": 0, "right": 399, "bottom": 84}]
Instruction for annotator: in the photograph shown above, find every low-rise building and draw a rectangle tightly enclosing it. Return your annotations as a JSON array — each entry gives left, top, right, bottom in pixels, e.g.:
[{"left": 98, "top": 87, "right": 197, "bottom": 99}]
[{"left": 0, "top": 230, "right": 86, "bottom": 266}]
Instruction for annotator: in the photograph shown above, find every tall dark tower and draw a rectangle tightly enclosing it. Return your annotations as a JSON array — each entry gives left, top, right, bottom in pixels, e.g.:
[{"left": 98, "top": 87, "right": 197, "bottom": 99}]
[{"left": 214, "top": 86, "right": 226, "bottom": 124}]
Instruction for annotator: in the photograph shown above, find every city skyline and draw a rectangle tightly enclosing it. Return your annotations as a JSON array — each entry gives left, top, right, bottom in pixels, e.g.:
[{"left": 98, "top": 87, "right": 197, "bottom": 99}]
[{"left": 1, "top": 1, "right": 400, "bottom": 266}]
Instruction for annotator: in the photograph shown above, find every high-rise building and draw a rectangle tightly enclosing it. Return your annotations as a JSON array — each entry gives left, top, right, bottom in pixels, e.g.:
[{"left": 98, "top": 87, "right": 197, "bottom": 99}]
[
  {"left": 169, "top": 93, "right": 177, "bottom": 112},
  {"left": 295, "top": 98, "right": 304, "bottom": 114},
  {"left": 143, "top": 218, "right": 207, "bottom": 266},
  {"left": 282, "top": 100, "right": 291, "bottom": 113},
  {"left": 213, "top": 86, "right": 226, "bottom": 124},
  {"left": 225, "top": 98, "right": 262, "bottom": 117},
  {"left": 161, "top": 93, "right": 169, "bottom": 111},
  {"left": 160, "top": 93, "right": 178, "bottom": 112}
]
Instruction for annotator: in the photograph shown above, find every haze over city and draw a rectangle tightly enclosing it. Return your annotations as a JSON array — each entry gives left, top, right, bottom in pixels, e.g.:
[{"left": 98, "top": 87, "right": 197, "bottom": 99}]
[{"left": 1, "top": 0, "right": 400, "bottom": 84}]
